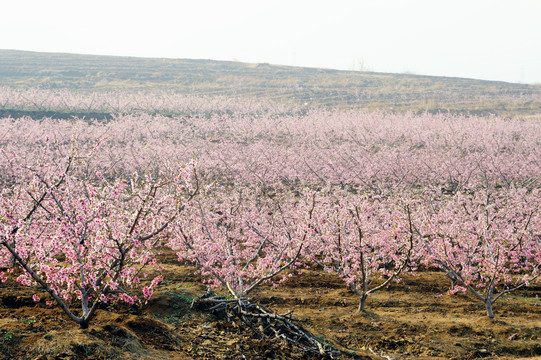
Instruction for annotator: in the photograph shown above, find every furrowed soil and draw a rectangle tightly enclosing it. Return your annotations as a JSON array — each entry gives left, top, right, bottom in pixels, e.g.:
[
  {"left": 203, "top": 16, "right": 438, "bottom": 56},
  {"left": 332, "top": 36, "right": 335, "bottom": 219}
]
[{"left": 1, "top": 250, "right": 539, "bottom": 360}]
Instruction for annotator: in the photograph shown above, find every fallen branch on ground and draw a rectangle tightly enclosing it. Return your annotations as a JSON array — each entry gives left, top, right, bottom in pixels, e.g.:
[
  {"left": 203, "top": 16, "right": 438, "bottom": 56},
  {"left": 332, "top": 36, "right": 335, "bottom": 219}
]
[{"left": 194, "top": 294, "right": 340, "bottom": 358}]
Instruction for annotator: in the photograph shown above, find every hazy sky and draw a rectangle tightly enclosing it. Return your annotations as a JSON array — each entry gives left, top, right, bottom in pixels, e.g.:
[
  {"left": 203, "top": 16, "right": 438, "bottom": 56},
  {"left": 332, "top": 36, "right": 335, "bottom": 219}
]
[{"left": 1, "top": 0, "right": 540, "bottom": 84}]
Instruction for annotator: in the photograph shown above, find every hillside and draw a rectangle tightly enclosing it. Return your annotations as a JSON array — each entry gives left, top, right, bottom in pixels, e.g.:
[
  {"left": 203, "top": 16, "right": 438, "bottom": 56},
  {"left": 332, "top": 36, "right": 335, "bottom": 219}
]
[{"left": 1, "top": 49, "right": 541, "bottom": 116}]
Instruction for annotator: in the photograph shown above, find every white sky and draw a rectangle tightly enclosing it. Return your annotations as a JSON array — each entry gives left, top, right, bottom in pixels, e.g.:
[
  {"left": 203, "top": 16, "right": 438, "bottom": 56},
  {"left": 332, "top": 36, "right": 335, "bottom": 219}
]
[{"left": 1, "top": 0, "right": 540, "bottom": 84}]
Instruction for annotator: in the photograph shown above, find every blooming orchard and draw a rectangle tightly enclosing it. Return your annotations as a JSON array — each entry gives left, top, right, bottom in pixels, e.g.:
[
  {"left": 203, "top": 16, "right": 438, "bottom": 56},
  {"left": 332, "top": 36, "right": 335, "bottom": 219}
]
[{"left": 0, "top": 88, "right": 540, "bottom": 325}]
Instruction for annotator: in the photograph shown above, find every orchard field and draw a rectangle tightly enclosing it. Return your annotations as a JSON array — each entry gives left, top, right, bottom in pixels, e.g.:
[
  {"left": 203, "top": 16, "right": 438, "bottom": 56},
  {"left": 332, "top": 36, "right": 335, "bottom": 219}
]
[{"left": 0, "top": 88, "right": 540, "bottom": 359}]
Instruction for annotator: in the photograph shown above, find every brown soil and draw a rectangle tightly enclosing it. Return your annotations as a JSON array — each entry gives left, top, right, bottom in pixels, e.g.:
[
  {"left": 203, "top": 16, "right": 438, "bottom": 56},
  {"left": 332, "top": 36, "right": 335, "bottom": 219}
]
[{"left": 1, "top": 251, "right": 540, "bottom": 360}]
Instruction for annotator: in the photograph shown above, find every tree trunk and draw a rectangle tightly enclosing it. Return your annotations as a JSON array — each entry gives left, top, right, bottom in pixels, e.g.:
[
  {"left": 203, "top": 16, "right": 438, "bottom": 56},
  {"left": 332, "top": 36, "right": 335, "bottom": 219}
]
[
  {"left": 79, "top": 318, "right": 90, "bottom": 329},
  {"left": 357, "top": 294, "right": 367, "bottom": 313},
  {"left": 485, "top": 299, "right": 494, "bottom": 319}
]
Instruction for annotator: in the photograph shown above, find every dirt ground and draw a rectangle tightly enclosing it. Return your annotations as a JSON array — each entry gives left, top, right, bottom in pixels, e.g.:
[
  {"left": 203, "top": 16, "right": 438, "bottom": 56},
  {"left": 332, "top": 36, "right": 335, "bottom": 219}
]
[{"left": 1, "top": 250, "right": 540, "bottom": 360}]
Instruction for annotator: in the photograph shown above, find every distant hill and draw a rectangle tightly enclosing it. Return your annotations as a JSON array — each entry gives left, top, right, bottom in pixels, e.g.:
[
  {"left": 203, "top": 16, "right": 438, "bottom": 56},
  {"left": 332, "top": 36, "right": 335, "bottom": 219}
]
[{"left": 1, "top": 49, "right": 540, "bottom": 117}]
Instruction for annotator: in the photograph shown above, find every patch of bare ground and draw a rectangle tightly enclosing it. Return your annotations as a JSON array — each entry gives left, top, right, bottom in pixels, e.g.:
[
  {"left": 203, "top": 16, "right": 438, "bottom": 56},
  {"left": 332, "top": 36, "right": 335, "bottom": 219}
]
[{"left": 1, "top": 252, "right": 539, "bottom": 359}]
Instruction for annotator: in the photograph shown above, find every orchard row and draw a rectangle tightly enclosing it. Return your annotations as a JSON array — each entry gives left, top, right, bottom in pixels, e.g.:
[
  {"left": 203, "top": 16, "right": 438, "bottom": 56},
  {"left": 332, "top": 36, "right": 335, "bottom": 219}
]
[{"left": 2, "top": 108, "right": 540, "bottom": 193}]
